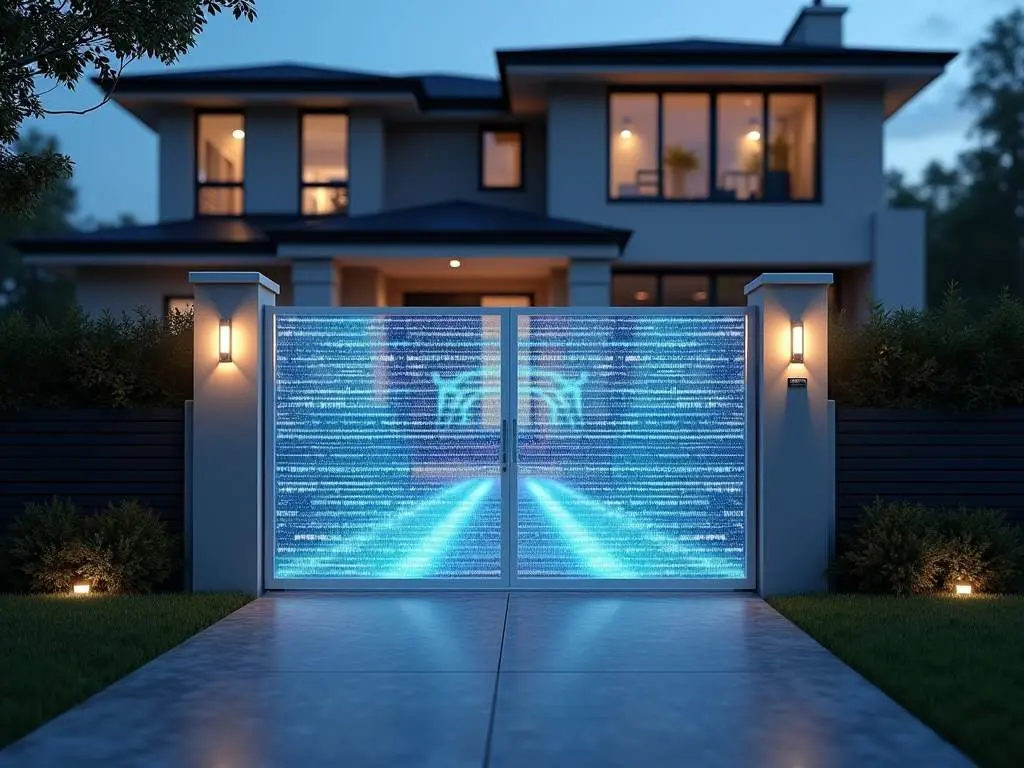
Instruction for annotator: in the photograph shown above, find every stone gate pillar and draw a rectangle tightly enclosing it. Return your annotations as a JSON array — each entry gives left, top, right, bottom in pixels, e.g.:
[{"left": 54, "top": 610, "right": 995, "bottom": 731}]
[
  {"left": 188, "top": 271, "right": 279, "bottom": 595},
  {"left": 745, "top": 273, "right": 834, "bottom": 595}
]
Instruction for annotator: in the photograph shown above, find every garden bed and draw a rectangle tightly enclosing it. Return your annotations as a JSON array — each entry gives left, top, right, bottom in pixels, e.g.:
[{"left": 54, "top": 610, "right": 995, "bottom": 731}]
[
  {"left": 769, "top": 594, "right": 1024, "bottom": 768},
  {"left": 0, "top": 593, "right": 250, "bottom": 748}
]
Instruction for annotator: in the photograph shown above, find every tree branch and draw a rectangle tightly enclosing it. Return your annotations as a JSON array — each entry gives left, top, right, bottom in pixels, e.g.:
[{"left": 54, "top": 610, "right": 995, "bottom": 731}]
[{"left": 41, "top": 53, "right": 138, "bottom": 116}]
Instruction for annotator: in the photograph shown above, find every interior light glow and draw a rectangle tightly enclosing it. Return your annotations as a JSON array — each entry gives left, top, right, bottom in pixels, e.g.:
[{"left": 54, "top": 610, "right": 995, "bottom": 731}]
[
  {"left": 955, "top": 582, "right": 973, "bottom": 596},
  {"left": 449, "top": 259, "right": 462, "bottom": 269},
  {"left": 619, "top": 128, "right": 633, "bottom": 139},
  {"left": 72, "top": 583, "right": 90, "bottom": 595},
  {"left": 746, "top": 129, "right": 761, "bottom": 142},
  {"left": 232, "top": 129, "right": 246, "bottom": 140},
  {"left": 633, "top": 290, "right": 650, "bottom": 302}
]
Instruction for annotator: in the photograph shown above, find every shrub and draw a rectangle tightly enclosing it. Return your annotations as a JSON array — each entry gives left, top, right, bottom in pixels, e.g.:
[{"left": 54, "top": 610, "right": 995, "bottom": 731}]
[
  {"left": 0, "top": 305, "right": 193, "bottom": 410},
  {"left": 934, "top": 507, "right": 1024, "bottom": 594},
  {"left": 5, "top": 497, "right": 86, "bottom": 593},
  {"left": 78, "top": 500, "right": 175, "bottom": 594},
  {"left": 3, "top": 497, "right": 175, "bottom": 594},
  {"left": 834, "top": 499, "right": 944, "bottom": 595},
  {"left": 830, "top": 286, "right": 1024, "bottom": 410}
]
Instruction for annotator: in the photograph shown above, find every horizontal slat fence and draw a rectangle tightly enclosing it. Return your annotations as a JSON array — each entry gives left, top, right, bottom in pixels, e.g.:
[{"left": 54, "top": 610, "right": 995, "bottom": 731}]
[
  {"left": 0, "top": 409, "right": 186, "bottom": 539},
  {"left": 836, "top": 408, "right": 1024, "bottom": 538}
]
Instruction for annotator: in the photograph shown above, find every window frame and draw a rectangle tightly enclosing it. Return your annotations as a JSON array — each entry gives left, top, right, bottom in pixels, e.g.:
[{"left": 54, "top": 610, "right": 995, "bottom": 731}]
[
  {"left": 298, "top": 109, "right": 351, "bottom": 216},
  {"left": 478, "top": 124, "right": 526, "bottom": 191},
  {"left": 194, "top": 109, "right": 246, "bottom": 217},
  {"left": 606, "top": 86, "right": 822, "bottom": 205}
]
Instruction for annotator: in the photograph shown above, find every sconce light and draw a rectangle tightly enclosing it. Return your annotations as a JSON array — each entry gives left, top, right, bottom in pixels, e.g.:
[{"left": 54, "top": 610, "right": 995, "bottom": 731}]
[
  {"left": 72, "top": 583, "right": 91, "bottom": 595},
  {"left": 219, "top": 319, "right": 232, "bottom": 363},
  {"left": 790, "top": 321, "right": 804, "bottom": 364},
  {"left": 955, "top": 581, "right": 973, "bottom": 596}
]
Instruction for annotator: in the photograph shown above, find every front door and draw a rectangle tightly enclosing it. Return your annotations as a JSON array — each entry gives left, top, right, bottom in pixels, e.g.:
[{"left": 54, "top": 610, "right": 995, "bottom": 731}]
[{"left": 264, "top": 307, "right": 754, "bottom": 589}]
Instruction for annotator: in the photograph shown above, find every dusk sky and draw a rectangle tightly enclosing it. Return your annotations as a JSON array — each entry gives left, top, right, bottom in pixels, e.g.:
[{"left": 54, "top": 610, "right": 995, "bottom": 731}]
[{"left": 25, "top": 0, "right": 1013, "bottom": 224}]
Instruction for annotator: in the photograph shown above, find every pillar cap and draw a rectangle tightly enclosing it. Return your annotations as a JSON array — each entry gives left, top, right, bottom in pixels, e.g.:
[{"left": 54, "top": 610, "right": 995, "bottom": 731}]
[
  {"left": 744, "top": 273, "right": 834, "bottom": 296},
  {"left": 189, "top": 271, "right": 281, "bottom": 294}
]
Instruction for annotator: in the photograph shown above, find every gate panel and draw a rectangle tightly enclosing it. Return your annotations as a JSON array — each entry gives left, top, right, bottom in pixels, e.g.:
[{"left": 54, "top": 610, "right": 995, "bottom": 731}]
[
  {"left": 511, "top": 309, "right": 753, "bottom": 586},
  {"left": 266, "top": 309, "right": 507, "bottom": 587}
]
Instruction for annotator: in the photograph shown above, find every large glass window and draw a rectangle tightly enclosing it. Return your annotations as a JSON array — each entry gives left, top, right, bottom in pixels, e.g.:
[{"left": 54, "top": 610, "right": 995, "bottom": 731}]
[
  {"left": 302, "top": 113, "right": 349, "bottom": 215},
  {"left": 481, "top": 128, "right": 523, "bottom": 189},
  {"left": 196, "top": 113, "right": 244, "bottom": 215},
  {"left": 716, "top": 94, "right": 764, "bottom": 202},
  {"left": 609, "top": 93, "right": 659, "bottom": 199},
  {"left": 661, "top": 94, "right": 711, "bottom": 200},
  {"left": 609, "top": 90, "right": 818, "bottom": 203},
  {"left": 768, "top": 94, "right": 817, "bottom": 201}
]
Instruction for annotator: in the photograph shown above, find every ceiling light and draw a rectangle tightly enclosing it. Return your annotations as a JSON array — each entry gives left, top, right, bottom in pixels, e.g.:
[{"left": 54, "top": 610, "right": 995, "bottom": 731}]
[
  {"left": 633, "top": 290, "right": 650, "bottom": 302},
  {"left": 693, "top": 290, "right": 708, "bottom": 302},
  {"left": 449, "top": 259, "right": 461, "bottom": 269},
  {"left": 619, "top": 128, "right": 633, "bottom": 139},
  {"left": 746, "top": 129, "right": 761, "bottom": 142},
  {"left": 232, "top": 129, "right": 246, "bottom": 140}
]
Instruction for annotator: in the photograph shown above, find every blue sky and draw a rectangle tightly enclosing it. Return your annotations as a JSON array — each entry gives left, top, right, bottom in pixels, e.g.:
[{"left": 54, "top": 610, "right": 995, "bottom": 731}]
[{"left": 26, "top": 0, "right": 1013, "bottom": 223}]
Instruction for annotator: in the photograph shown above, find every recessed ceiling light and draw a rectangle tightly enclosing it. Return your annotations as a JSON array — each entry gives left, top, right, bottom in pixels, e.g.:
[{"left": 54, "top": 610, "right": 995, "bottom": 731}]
[
  {"left": 449, "top": 259, "right": 462, "bottom": 269},
  {"left": 693, "top": 290, "right": 708, "bottom": 302},
  {"left": 634, "top": 290, "right": 650, "bottom": 302},
  {"left": 232, "top": 129, "right": 246, "bottom": 140}
]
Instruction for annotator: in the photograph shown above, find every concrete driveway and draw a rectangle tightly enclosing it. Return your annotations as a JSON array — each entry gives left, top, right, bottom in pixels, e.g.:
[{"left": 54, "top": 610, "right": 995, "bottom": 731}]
[{"left": 0, "top": 593, "right": 971, "bottom": 767}]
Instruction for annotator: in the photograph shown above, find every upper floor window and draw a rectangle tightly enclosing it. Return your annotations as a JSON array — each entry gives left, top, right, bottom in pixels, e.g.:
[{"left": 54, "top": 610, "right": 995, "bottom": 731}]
[
  {"left": 301, "top": 113, "right": 349, "bottom": 215},
  {"left": 609, "top": 90, "right": 818, "bottom": 203},
  {"left": 196, "top": 112, "right": 245, "bottom": 216},
  {"left": 480, "top": 127, "right": 523, "bottom": 189}
]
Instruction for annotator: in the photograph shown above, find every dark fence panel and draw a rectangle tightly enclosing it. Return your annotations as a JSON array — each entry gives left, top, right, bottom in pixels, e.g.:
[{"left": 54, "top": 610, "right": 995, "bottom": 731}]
[
  {"left": 0, "top": 409, "right": 186, "bottom": 537},
  {"left": 836, "top": 408, "right": 1024, "bottom": 537}
]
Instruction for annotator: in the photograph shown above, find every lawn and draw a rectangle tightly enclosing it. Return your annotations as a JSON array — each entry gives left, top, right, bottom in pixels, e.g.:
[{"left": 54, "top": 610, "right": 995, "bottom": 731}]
[
  {"left": 0, "top": 593, "right": 251, "bottom": 748},
  {"left": 769, "top": 594, "right": 1024, "bottom": 768}
]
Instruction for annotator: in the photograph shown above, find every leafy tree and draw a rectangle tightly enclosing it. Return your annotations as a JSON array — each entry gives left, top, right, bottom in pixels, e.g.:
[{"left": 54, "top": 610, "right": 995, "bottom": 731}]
[
  {"left": 892, "top": 8, "right": 1024, "bottom": 309},
  {"left": 0, "top": 0, "right": 257, "bottom": 217},
  {"left": 0, "top": 129, "right": 76, "bottom": 320}
]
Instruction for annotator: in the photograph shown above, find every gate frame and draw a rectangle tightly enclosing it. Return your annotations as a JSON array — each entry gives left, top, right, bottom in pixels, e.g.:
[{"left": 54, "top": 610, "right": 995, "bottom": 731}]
[{"left": 261, "top": 305, "right": 757, "bottom": 591}]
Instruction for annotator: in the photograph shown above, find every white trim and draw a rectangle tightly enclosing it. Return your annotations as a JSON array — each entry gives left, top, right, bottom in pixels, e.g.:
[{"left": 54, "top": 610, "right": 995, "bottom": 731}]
[
  {"left": 744, "top": 272, "right": 834, "bottom": 294},
  {"left": 189, "top": 271, "right": 281, "bottom": 293}
]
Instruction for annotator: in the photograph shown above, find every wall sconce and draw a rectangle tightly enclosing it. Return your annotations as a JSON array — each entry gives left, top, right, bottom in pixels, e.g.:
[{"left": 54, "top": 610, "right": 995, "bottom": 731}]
[
  {"left": 790, "top": 321, "right": 804, "bottom": 364},
  {"left": 219, "top": 319, "right": 232, "bottom": 363},
  {"left": 72, "top": 583, "right": 91, "bottom": 595},
  {"left": 955, "top": 581, "right": 973, "bottom": 596}
]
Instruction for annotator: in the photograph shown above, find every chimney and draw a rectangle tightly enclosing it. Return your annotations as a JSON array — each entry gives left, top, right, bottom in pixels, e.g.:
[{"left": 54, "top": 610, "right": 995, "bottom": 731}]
[{"left": 783, "top": 1, "right": 847, "bottom": 47}]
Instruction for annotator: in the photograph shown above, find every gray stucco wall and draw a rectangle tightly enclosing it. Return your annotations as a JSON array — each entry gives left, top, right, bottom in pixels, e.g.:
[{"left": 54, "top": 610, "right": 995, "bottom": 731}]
[
  {"left": 384, "top": 120, "right": 547, "bottom": 213},
  {"left": 546, "top": 83, "right": 890, "bottom": 269},
  {"left": 157, "top": 108, "right": 194, "bottom": 223},
  {"left": 73, "top": 266, "right": 294, "bottom": 316}
]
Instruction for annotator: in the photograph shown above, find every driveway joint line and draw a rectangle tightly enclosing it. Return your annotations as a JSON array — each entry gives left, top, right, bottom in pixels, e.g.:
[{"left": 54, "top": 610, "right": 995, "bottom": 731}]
[{"left": 482, "top": 592, "right": 510, "bottom": 768}]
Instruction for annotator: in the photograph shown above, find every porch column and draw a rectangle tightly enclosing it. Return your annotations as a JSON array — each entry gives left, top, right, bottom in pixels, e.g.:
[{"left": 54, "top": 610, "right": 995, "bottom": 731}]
[
  {"left": 745, "top": 273, "right": 834, "bottom": 596},
  {"left": 567, "top": 259, "right": 611, "bottom": 306},
  {"left": 188, "top": 271, "right": 279, "bottom": 595},
  {"left": 292, "top": 258, "right": 341, "bottom": 306}
]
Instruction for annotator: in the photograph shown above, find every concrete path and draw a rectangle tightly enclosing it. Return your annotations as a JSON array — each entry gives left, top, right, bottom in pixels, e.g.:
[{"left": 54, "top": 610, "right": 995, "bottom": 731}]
[{"left": 0, "top": 593, "right": 972, "bottom": 767}]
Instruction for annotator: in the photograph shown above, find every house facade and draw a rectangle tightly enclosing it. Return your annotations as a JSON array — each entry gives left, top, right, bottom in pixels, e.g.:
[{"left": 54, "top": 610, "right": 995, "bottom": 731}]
[{"left": 18, "top": 3, "right": 955, "bottom": 318}]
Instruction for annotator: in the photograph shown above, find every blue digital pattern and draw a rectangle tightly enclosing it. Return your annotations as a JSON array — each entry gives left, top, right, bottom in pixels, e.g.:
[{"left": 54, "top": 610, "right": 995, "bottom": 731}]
[
  {"left": 271, "top": 310, "right": 749, "bottom": 582},
  {"left": 272, "top": 313, "right": 503, "bottom": 580},
  {"left": 515, "top": 313, "right": 748, "bottom": 580}
]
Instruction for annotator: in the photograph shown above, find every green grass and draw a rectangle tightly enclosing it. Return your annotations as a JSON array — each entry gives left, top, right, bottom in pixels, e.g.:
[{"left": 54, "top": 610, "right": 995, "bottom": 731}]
[
  {"left": 0, "top": 593, "right": 251, "bottom": 748},
  {"left": 769, "top": 594, "right": 1024, "bottom": 768}
]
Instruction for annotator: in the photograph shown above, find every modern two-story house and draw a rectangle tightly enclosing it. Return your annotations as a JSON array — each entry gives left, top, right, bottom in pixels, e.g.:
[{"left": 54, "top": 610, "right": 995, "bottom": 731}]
[{"left": 17, "top": 3, "right": 955, "bottom": 317}]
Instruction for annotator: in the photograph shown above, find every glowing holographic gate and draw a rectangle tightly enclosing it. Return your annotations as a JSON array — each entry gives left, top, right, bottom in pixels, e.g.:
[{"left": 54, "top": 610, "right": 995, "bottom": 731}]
[{"left": 264, "top": 307, "right": 755, "bottom": 589}]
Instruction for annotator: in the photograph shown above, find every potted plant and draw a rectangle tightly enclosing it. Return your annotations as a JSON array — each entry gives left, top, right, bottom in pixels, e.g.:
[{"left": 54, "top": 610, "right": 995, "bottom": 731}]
[
  {"left": 663, "top": 145, "right": 699, "bottom": 198},
  {"left": 766, "top": 136, "right": 793, "bottom": 201}
]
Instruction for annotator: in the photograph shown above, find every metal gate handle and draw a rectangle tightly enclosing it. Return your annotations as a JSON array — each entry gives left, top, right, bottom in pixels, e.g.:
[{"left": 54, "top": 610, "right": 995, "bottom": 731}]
[{"left": 501, "top": 418, "right": 508, "bottom": 473}]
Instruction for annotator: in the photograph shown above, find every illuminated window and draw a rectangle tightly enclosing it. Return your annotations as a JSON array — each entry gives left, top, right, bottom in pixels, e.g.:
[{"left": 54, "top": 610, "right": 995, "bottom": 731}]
[
  {"left": 768, "top": 93, "right": 817, "bottom": 201},
  {"left": 196, "top": 113, "right": 244, "bottom": 215},
  {"left": 481, "top": 128, "right": 523, "bottom": 189},
  {"left": 301, "top": 113, "right": 349, "bottom": 215},
  {"left": 609, "top": 94, "right": 658, "bottom": 199},
  {"left": 608, "top": 90, "right": 819, "bottom": 202}
]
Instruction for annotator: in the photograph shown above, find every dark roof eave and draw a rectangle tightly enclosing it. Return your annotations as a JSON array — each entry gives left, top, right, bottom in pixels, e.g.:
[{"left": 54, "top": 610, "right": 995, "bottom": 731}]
[
  {"left": 94, "top": 75, "right": 512, "bottom": 112},
  {"left": 14, "top": 239, "right": 277, "bottom": 256},
  {"left": 276, "top": 229, "right": 632, "bottom": 248},
  {"left": 496, "top": 48, "right": 957, "bottom": 70}
]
